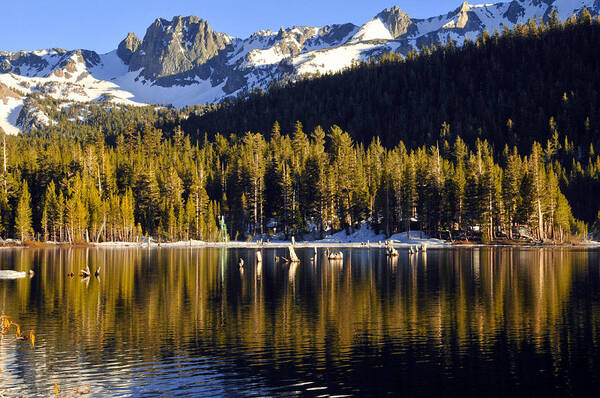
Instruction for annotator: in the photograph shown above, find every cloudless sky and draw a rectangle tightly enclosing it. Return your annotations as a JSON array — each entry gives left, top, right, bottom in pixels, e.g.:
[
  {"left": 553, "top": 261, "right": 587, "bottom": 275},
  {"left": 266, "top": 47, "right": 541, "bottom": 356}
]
[{"left": 3, "top": 0, "right": 477, "bottom": 53}]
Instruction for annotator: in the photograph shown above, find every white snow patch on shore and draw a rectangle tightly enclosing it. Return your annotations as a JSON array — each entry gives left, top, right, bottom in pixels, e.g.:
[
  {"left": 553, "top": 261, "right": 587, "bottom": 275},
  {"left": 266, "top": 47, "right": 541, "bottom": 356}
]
[
  {"left": 94, "top": 223, "right": 450, "bottom": 249},
  {"left": 388, "top": 231, "right": 448, "bottom": 246},
  {"left": 321, "top": 222, "right": 385, "bottom": 243}
]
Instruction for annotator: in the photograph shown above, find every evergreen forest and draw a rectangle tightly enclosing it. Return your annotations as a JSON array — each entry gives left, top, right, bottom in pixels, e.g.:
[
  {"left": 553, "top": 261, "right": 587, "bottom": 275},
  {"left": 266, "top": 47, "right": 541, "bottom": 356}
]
[
  {"left": 0, "top": 124, "right": 587, "bottom": 243},
  {"left": 2, "top": 11, "right": 600, "bottom": 243}
]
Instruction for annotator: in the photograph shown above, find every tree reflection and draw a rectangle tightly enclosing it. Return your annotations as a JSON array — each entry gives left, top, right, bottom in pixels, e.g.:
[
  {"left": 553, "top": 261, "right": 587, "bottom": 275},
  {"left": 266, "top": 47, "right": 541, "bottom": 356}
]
[{"left": 0, "top": 247, "right": 597, "bottom": 396}]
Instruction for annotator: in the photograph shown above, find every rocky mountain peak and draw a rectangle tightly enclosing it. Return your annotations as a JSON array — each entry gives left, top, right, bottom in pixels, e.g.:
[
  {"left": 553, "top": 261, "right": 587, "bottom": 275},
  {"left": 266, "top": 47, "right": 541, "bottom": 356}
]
[
  {"left": 442, "top": 1, "right": 481, "bottom": 30},
  {"left": 455, "top": 2, "right": 474, "bottom": 29},
  {"left": 459, "top": 1, "right": 472, "bottom": 13},
  {"left": 376, "top": 6, "right": 413, "bottom": 38},
  {"left": 128, "top": 15, "right": 231, "bottom": 79},
  {"left": 117, "top": 32, "right": 141, "bottom": 64}
]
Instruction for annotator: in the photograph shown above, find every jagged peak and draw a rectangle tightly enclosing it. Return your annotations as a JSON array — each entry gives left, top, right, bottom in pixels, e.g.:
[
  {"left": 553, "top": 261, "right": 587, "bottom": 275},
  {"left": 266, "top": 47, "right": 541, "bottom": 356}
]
[
  {"left": 458, "top": 1, "right": 472, "bottom": 13},
  {"left": 128, "top": 14, "right": 231, "bottom": 79},
  {"left": 153, "top": 15, "right": 210, "bottom": 32},
  {"left": 445, "top": 1, "right": 469, "bottom": 19},
  {"left": 123, "top": 32, "right": 140, "bottom": 42},
  {"left": 117, "top": 32, "right": 141, "bottom": 64},
  {"left": 375, "top": 5, "right": 413, "bottom": 38},
  {"left": 442, "top": 0, "right": 481, "bottom": 30}
]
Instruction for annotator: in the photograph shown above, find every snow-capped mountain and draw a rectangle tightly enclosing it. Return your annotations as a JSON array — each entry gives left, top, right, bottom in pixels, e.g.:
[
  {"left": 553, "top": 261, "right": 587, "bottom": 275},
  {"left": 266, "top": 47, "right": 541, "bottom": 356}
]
[{"left": 0, "top": 0, "right": 598, "bottom": 134}]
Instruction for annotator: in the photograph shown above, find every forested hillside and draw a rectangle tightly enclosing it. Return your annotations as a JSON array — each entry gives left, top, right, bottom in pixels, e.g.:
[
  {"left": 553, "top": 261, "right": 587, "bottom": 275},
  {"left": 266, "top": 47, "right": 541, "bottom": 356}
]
[
  {"left": 0, "top": 12, "right": 598, "bottom": 243},
  {"left": 184, "top": 11, "right": 600, "bottom": 152}
]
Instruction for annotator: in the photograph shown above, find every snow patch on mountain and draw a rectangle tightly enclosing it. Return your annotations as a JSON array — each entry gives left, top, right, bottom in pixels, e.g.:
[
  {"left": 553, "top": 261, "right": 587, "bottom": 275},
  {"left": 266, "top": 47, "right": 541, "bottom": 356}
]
[
  {"left": 0, "top": 97, "right": 22, "bottom": 135},
  {"left": 295, "top": 41, "right": 399, "bottom": 76},
  {"left": 109, "top": 70, "right": 228, "bottom": 107},
  {"left": 349, "top": 18, "right": 394, "bottom": 43},
  {"left": 90, "top": 50, "right": 129, "bottom": 81}
]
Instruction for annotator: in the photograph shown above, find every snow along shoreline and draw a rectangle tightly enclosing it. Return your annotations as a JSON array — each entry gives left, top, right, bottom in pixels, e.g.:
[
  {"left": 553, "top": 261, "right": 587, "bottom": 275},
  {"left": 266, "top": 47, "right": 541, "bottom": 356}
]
[
  {"left": 1, "top": 239, "right": 598, "bottom": 250},
  {"left": 94, "top": 239, "right": 448, "bottom": 250},
  {"left": 94, "top": 230, "right": 450, "bottom": 249},
  {"left": 91, "top": 226, "right": 600, "bottom": 249},
  {"left": 2, "top": 226, "right": 598, "bottom": 249},
  {"left": 92, "top": 239, "right": 600, "bottom": 250},
  {"left": 91, "top": 240, "right": 600, "bottom": 250}
]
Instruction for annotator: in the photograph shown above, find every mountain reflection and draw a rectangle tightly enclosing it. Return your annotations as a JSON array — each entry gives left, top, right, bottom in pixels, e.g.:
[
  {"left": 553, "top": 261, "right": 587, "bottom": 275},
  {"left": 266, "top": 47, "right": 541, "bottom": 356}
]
[{"left": 0, "top": 247, "right": 599, "bottom": 396}]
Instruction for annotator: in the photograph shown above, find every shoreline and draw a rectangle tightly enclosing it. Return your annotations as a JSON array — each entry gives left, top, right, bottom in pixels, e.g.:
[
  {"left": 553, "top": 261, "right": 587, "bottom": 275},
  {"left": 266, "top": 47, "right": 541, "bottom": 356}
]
[
  {"left": 1, "top": 239, "right": 598, "bottom": 250},
  {"left": 93, "top": 241, "right": 600, "bottom": 249}
]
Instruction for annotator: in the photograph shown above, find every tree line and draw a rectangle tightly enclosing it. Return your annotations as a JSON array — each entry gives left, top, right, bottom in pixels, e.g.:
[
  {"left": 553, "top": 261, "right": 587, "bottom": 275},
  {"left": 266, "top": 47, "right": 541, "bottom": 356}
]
[{"left": 0, "top": 122, "right": 587, "bottom": 243}]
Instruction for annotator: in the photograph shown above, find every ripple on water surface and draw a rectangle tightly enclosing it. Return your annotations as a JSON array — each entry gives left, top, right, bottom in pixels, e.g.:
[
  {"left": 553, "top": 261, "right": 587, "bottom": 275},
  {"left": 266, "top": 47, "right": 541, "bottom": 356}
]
[{"left": 0, "top": 247, "right": 599, "bottom": 396}]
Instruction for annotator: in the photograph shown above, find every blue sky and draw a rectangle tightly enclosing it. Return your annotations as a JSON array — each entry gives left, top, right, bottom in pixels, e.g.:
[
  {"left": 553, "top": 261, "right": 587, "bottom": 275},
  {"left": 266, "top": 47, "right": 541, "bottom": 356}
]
[{"left": 4, "top": 0, "right": 472, "bottom": 53}]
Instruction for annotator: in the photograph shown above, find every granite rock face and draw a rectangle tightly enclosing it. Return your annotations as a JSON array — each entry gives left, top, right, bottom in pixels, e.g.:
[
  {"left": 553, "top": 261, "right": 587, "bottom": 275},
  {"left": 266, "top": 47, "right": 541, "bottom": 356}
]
[
  {"left": 376, "top": 6, "right": 414, "bottom": 38},
  {"left": 117, "top": 33, "right": 141, "bottom": 64},
  {"left": 128, "top": 16, "right": 231, "bottom": 79}
]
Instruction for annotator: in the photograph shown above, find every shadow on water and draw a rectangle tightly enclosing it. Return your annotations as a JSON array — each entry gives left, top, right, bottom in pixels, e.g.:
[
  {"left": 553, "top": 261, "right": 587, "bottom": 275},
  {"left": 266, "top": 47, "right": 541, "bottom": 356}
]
[{"left": 0, "top": 247, "right": 599, "bottom": 396}]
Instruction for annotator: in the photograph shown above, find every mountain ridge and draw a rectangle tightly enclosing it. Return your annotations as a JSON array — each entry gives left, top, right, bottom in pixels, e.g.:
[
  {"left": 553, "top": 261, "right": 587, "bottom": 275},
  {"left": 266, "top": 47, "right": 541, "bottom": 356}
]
[{"left": 0, "top": 0, "right": 598, "bottom": 135}]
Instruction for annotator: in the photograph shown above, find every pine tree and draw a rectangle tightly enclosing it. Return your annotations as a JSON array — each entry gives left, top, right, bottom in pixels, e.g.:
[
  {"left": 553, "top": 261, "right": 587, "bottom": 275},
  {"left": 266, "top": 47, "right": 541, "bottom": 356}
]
[
  {"left": 43, "top": 181, "right": 59, "bottom": 241},
  {"left": 122, "top": 188, "right": 136, "bottom": 241},
  {"left": 134, "top": 168, "right": 160, "bottom": 235},
  {"left": 242, "top": 133, "right": 266, "bottom": 235},
  {"left": 401, "top": 152, "right": 417, "bottom": 238},
  {"left": 330, "top": 126, "right": 356, "bottom": 230},
  {"left": 502, "top": 146, "right": 521, "bottom": 239},
  {"left": 167, "top": 202, "right": 177, "bottom": 241},
  {"left": 545, "top": 165, "right": 560, "bottom": 239},
  {"left": 464, "top": 154, "right": 482, "bottom": 231},
  {"left": 529, "top": 142, "right": 547, "bottom": 240},
  {"left": 184, "top": 196, "right": 195, "bottom": 239},
  {"left": 452, "top": 156, "right": 466, "bottom": 229},
  {"left": 15, "top": 180, "right": 32, "bottom": 242}
]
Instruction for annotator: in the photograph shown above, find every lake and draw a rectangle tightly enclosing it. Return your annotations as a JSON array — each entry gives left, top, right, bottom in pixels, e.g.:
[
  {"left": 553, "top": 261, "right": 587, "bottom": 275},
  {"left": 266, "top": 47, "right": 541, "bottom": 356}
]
[{"left": 0, "top": 247, "right": 599, "bottom": 397}]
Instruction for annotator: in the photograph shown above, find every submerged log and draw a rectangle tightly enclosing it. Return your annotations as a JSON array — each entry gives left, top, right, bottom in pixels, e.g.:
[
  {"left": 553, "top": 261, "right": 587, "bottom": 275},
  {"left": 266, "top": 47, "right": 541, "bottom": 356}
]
[
  {"left": 326, "top": 249, "right": 343, "bottom": 260},
  {"left": 80, "top": 266, "right": 91, "bottom": 278},
  {"left": 288, "top": 246, "right": 300, "bottom": 263},
  {"left": 386, "top": 246, "right": 399, "bottom": 257}
]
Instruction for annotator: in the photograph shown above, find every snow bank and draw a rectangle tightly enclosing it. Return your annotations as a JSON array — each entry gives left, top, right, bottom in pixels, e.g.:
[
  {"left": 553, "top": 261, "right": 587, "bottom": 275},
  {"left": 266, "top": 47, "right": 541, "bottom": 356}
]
[
  {"left": 388, "top": 231, "right": 448, "bottom": 246},
  {"left": 92, "top": 222, "right": 449, "bottom": 249},
  {"left": 320, "top": 221, "right": 385, "bottom": 243}
]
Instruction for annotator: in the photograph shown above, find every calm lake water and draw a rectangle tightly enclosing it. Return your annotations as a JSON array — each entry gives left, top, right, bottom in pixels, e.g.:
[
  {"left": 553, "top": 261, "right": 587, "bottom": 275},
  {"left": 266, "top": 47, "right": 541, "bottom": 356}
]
[{"left": 0, "top": 247, "right": 599, "bottom": 397}]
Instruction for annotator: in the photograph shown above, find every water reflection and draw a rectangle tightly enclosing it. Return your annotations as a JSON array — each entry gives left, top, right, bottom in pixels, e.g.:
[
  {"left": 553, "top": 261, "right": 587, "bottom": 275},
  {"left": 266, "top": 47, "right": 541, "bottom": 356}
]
[{"left": 0, "top": 247, "right": 598, "bottom": 396}]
